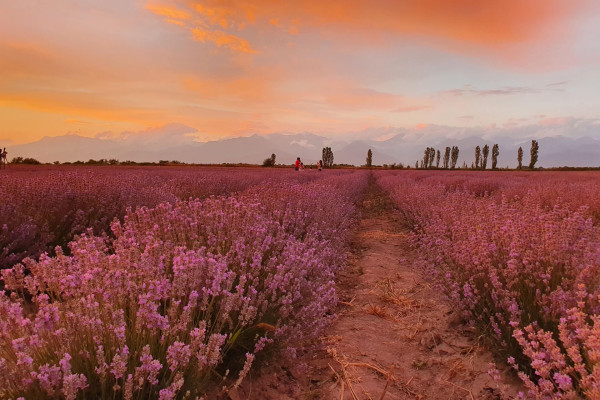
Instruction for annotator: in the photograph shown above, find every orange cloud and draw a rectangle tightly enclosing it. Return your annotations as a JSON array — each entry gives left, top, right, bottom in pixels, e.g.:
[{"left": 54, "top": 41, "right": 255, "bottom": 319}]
[
  {"left": 191, "top": 28, "right": 258, "bottom": 53},
  {"left": 145, "top": 4, "right": 192, "bottom": 22},
  {"left": 182, "top": 75, "right": 274, "bottom": 104},
  {"left": 147, "top": 2, "right": 258, "bottom": 53},
  {"left": 324, "top": 86, "right": 429, "bottom": 113},
  {"left": 165, "top": 19, "right": 186, "bottom": 27},
  {"left": 147, "top": 0, "right": 591, "bottom": 62},
  {"left": 0, "top": 91, "right": 164, "bottom": 124},
  {"left": 192, "top": 3, "right": 234, "bottom": 29},
  {"left": 0, "top": 42, "right": 74, "bottom": 82}
]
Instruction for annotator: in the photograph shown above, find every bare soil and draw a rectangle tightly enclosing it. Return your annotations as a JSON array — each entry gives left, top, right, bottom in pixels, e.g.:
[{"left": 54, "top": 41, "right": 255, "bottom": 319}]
[{"left": 231, "top": 181, "right": 522, "bottom": 400}]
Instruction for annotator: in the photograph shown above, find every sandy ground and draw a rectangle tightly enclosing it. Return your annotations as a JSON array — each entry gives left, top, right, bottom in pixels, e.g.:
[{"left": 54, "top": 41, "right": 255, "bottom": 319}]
[{"left": 231, "top": 182, "right": 522, "bottom": 400}]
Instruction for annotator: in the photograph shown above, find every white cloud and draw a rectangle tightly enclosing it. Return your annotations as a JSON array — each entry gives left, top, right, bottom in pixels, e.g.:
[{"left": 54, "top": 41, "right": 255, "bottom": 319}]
[{"left": 290, "top": 139, "right": 314, "bottom": 148}]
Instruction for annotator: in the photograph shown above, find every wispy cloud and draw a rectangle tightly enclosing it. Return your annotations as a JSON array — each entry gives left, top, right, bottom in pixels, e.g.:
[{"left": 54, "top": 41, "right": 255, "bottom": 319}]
[
  {"left": 444, "top": 84, "right": 540, "bottom": 97},
  {"left": 324, "top": 86, "right": 428, "bottom": 112},
  {"left": 191, "top": 28, "right": 258, "bottom": 54},
  {"left": 546, "top": 80, "right": 569, "bottom": 87},
  {"left": 146, "top": 2, "right": 259, "bottom": 54},
  {"left": 394, "top": 105, "right": 430, "bottom": 113},
  {"left": 95, "top": 123, "right": 199, "bottom": 145}
]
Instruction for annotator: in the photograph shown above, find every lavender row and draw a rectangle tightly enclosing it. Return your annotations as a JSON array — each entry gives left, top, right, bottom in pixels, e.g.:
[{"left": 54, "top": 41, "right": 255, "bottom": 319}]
[
  {"left": 0, "top": 166, "right": 333, "bottom": 270},
  {"left": 377, "top": 170, "right": 600, "bottom": 399},
  {"left": 0, "top": 170, "right": 367, "bottom": 399}
]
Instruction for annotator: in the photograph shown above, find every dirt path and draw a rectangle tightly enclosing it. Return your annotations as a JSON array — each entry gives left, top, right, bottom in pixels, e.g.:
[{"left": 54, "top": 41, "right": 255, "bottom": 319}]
[{"left": 234, "top": 181, "right": 521, "bottom": 400}]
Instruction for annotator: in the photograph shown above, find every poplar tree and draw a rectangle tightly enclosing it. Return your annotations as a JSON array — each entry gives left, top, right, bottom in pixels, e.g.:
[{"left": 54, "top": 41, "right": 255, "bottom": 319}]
[
  {"left": 429, "top": 147, "right": 435, "bottom": 168},
  {"left": 482, "top": 144, "right": 489, "bottom": 170},
  {"left": 423, "top": 148, "right": 430, "bottom": 168},
  {"left": 517, "top": 146, "right": 523, "bottom": 169},
  {"left": 450, "top": 146, "right": 459, "bottom": 169},
  {"left": 491, "top": 144, "right": 499, "bottom": 169},
  {"left": 443, "top": 147, "right": 451, "bottom": 169},
  {"left": 322, "top": 147, "right": 334, "bottom": 168},
  {"left": 529, "top": 140, "right": 539, "bottom": 169}
]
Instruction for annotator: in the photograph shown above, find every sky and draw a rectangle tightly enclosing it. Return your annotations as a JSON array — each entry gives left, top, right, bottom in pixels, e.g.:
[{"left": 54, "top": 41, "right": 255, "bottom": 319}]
[{"left": 1, "top": 0, "right": 600, "bottom": 145}]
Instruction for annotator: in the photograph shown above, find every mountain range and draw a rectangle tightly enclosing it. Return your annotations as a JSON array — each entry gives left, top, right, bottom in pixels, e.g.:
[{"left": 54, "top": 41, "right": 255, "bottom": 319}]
[{"left": 8, "top": 129, "right": 600, "bottom": 168}]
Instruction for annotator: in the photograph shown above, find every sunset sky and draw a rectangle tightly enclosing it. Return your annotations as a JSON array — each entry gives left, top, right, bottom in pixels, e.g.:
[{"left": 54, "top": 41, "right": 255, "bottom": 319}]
[{"left": 1, "top": 0, "right": 600, "bottom": 145}]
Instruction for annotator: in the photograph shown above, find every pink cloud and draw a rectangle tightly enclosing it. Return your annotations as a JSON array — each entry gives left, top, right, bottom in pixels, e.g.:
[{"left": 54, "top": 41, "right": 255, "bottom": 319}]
[{"left": 538, "top": 117, "right": 567, "bottom": 126}]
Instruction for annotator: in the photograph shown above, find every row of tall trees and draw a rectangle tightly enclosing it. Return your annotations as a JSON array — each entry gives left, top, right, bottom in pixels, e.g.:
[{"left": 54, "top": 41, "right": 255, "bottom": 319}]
[
  {"left": 422, "top": 147, "right": 438, "bottom": 168},
  {"left": 474, "top": 144, "right": 500, "bottom": 170},
  {"left": 264, "top": 139, "right": 539, "bottom": 170},
  {"left": 517, "top": 140, "right": 538, "bottom": 169},
  {"left": 420, "top": 146, "right": 459, "bottom": 169},
  {"left": 322, "top": 147, "right": 334, "bottom": 168},
  {"left": 420, "top": 140, "right": 538, "bottom": 170}
]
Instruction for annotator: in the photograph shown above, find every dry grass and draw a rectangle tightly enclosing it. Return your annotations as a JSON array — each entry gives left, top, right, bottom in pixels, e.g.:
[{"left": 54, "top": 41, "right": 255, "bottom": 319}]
[
  {"left": 327, "top": 347, "right": 424, "bottom": 400},
  {"left": 443, "top": 358, "right": 467, "bottom": 381},
  {"left": 376, "top": 278, "right": 419, "bottom": 311},
  {"left": 365, "top": 303, "right": 391, "bottom": 320}
]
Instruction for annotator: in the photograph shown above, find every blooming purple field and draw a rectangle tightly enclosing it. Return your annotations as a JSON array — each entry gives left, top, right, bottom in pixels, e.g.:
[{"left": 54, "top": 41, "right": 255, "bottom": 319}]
[
  {"left": 0, "top": 166, "right": 337, "bottom": 270},
  {"left": 0, "top": 166, "right": 367, "bottom": 399},
  {"left": 377, "top": 170, "right": 600, "bottom": 398},
  {"left": 4, "top": 167, "right": 600, "bottom": 399}
]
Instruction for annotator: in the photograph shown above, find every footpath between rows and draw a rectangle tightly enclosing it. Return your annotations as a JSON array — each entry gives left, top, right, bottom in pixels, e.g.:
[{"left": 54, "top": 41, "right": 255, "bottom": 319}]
[{"left": 234, "top": 179, "right": 520, "bottom": 400}]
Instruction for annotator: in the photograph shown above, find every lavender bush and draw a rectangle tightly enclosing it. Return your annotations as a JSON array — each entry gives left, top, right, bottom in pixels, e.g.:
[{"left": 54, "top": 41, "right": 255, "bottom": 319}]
[
  {"left": 377, "top": 170, "right": 600, "bottom": 398},
  {"left": 0, "top": 166, "right": 332, "bottom": 270},
  {"left": 0, "top": 170, "right": 367, "bottom": 399}
]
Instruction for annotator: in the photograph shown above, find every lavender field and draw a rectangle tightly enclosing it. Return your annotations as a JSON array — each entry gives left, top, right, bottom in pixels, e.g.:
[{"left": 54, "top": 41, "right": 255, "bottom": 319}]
[
  {"left": 0, "top": 166, "right": 368, "bottom": 399},
  {"left": 377, "top": 170, "right": 600, "bottom": 399},
  {"left": 2, "top": 167, "right": 600, "bottom": 399}
]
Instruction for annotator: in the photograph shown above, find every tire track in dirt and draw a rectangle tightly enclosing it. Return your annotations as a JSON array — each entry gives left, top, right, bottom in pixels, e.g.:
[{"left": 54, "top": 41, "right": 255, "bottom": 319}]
[{"left": 234, "top": 178, "right": 521, "bottom": 400}]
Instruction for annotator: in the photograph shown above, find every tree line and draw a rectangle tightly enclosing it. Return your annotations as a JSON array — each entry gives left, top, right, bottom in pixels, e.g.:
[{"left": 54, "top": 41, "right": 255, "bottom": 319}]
[
  {"left": 8, "top": 140, "right": 541, "bottom": 170},
  {"left": 261, "top": 140, "right": 541, "bottom": 170},
  {"left": 416, "top": 140, "right": 539, "bottom": 170}
]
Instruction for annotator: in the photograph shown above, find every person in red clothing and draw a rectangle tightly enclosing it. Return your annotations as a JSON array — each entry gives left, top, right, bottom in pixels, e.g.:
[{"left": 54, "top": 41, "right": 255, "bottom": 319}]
[{"left": 294, "top": 157, "right": 301, "bottom": 171}]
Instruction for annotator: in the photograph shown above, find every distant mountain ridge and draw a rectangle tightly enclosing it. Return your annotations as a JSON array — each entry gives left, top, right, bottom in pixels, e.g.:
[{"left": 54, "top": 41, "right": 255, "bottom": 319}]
[{"left": 9, "top": 131, "right": 600, "bottom": 168}]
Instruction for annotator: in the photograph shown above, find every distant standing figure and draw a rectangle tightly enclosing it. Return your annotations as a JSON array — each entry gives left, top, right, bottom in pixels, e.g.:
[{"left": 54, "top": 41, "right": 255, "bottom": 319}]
[
  {"left": 295, "top": 157, "right": 301, "bottom": 171},
  {"left": 300, "top": 162, "right": 304, "bottom": 171},
  {"left": 1, "top": 148, "right": 7, "bottom": 169},
  {"left": 317, "top": 160, "right": 323, "bottom": 171}
]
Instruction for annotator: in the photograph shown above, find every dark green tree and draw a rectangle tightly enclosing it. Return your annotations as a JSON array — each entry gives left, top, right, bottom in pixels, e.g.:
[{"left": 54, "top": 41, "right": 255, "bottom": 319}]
[
  {"left": 482, "top": 144, "right": 489, "bottom": 169},
  {"left": 428, "top": 148, "right": 434, "bottom": 168},
  {"left": 443, "top": 147, "right": 451, "bottom": 169},
  {"left": 529, "top": 140, "right": 539, "bottom": 169},
  {"left": 517, "top": 147, "right": 523, "bottom": 169},
  {"left": 366, "top": 149, "right": 372, "bottom": 167},
  {"left": 322, "top": 147, "right": 334, "bottom": 168},
  {"left": 491, "top": 144, "right": 499, "bottom": 169},
  {"left": 423, "top": 148, "right": 431, "bottom": 168},
  {"left": 450, "top": 146, "right": 459, "bottom": 169},
  {"left": 262, "top": 153, "right": 276, "bottom": 167}
]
